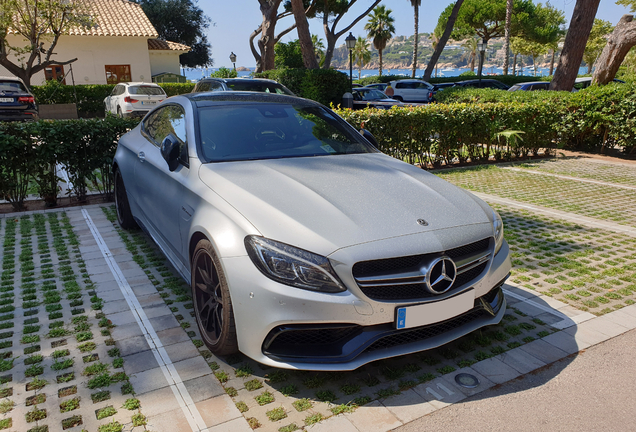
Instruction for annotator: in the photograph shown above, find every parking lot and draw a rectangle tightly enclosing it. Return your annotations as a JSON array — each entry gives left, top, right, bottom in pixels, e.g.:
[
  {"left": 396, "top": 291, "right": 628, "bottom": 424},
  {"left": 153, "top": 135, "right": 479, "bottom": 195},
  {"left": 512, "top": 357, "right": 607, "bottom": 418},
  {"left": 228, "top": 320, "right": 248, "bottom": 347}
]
[{"left": 1, "top": 155, "right": 635, "bottom": 432}]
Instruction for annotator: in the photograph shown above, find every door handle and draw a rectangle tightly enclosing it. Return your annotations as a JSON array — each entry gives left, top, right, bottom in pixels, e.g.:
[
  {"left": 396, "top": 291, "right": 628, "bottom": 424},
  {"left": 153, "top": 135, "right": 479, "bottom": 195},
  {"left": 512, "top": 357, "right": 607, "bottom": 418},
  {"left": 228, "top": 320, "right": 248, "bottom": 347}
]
[{"left": 138, "top": 151, "right": 145, "bottom": 162}]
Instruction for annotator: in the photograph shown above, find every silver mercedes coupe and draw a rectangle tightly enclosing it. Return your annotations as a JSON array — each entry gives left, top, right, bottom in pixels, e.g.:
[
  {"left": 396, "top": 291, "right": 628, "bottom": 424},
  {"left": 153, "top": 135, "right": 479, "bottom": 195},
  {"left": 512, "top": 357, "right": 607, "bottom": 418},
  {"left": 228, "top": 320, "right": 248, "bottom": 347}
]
[{"left": 113, "top": 92, "right": 511, "bottom": 371}]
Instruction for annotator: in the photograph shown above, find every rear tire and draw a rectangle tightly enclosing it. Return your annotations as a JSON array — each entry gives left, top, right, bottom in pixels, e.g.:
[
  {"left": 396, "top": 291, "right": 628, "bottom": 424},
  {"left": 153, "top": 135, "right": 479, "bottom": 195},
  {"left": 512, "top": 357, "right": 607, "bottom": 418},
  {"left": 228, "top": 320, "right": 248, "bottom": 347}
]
[
  {"left": 191, "top": 239, "right": 238, "bottom": 356},
  {"left": 393, "top": 96, "right": 403, "bottom": 102},
  {"left": 117, "top": 106, "right": 123, "bottom": 118},
  {"left": 114, "top": 168, "right": 137, "bottom": 229}
]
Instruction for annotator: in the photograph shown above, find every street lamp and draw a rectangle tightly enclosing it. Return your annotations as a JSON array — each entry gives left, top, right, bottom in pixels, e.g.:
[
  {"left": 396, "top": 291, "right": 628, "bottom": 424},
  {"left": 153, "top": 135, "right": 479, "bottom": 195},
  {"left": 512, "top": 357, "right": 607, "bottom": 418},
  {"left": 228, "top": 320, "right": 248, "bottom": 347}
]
[
  {"left": 477, "top": 38, "right": 487, "bottom": 86},
  {"left": 229, "top": 52, "right": 237, "bottom": 71},
  {"left": 345, "top": 32, "right": 356, "bottom": 92}
]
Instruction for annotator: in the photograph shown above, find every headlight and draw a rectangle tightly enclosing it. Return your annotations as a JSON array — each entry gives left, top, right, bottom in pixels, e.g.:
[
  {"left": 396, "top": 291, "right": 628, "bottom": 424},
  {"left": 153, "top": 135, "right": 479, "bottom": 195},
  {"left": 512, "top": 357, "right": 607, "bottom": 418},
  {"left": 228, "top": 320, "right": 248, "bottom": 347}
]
[
  {"left": 493, "top": 210, "right": 504, "bottom": 255},
  {"left": 245, "top": 236, "right": 346, "bottom": 293}
]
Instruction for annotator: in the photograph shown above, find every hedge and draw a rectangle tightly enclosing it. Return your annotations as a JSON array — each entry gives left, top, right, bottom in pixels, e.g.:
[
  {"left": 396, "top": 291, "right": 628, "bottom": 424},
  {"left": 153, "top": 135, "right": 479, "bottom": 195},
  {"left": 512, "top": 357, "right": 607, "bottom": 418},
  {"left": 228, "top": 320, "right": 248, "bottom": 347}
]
[
  {"left": 335, "top": 81, "right": 636, "bottom": 164},
  {"left": 0, "top": 117, "right": 139, "bottom": 210},
  {"left": 353, "top": 74, "right": 544, "bottom": 86}
]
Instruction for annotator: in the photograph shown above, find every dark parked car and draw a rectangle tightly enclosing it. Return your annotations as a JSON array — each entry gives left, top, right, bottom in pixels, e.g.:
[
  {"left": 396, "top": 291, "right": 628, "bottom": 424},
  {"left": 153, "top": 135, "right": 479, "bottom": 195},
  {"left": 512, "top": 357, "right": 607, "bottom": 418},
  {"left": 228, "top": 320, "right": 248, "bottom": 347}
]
[
  {"left": 0, "top": 76, "right": 38, "bottom": 121},
  {"left": 453, "top": 79, "right": 510, "bottom": 90},
  {"left": 364, "top": 83, "right": 388, "bottom": 92},
  {"left": 192, "top": 78, "right": 295, "bottom": 95},
  {"left": 508, "top": 81, "right": 551, "bottom": 92},
  {"left": 352, "top": 88, "right": 403, "bottom": 110},
  {"left": 573, "top": 77, "right": 625, "bottom": 91}
]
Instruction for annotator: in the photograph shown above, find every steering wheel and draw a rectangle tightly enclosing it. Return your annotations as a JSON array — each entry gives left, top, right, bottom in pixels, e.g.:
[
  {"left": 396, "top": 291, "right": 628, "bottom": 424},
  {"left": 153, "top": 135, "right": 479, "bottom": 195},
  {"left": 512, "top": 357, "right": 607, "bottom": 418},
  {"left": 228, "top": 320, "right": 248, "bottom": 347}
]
[{"left": 255, "top": 128, "right": 286, "bottom": 143}]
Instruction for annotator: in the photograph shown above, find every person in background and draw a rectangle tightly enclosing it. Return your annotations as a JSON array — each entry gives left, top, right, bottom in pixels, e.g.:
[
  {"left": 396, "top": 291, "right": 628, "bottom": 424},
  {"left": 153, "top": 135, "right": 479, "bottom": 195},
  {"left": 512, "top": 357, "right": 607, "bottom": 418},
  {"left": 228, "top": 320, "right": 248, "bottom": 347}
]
[{"left": 384, "top": 83, "right": 394, "bottom": 97}]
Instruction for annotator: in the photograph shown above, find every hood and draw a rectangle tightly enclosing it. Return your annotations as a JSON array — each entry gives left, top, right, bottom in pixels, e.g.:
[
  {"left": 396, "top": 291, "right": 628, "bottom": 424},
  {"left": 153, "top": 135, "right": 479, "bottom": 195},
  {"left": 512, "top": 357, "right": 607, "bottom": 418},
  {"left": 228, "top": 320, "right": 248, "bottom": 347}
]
[{"left": 198, "top": 153, "right": 492, "bottom": 256}]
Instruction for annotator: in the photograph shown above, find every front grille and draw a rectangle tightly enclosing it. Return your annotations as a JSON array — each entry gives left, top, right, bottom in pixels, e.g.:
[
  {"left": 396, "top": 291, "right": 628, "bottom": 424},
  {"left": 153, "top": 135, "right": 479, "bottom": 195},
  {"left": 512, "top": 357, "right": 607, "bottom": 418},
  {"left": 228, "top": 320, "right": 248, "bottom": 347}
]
[{"left": 352, "top": 238, "right": 491, "bottom": 301}]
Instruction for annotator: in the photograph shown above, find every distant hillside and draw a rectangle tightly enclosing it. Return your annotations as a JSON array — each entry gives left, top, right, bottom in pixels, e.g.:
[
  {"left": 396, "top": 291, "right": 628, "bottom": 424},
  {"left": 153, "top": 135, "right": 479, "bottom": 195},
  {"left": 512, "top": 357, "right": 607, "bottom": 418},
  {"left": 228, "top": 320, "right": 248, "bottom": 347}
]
[{"left": 328, "top": 33, "right": 552, "bottom": 70}]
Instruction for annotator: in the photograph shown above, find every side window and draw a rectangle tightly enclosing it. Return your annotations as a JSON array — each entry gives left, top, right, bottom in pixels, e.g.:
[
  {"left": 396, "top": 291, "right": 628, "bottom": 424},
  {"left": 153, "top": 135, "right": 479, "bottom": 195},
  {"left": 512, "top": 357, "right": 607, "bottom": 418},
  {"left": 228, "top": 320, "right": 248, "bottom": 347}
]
[
  {"left": 142, "top": 105, "right": 189, "bottom": 165},
  {"left": 196, "top": 82, "right": 211, "bottom": 92}
]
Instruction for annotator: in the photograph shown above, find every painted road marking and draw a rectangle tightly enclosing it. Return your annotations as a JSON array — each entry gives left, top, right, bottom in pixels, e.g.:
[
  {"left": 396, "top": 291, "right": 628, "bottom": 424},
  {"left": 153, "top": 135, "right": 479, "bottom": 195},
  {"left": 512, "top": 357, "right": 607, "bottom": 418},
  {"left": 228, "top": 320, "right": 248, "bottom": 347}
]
[{"left": 81, "top": 209, "right": 207, "bottom": 431}]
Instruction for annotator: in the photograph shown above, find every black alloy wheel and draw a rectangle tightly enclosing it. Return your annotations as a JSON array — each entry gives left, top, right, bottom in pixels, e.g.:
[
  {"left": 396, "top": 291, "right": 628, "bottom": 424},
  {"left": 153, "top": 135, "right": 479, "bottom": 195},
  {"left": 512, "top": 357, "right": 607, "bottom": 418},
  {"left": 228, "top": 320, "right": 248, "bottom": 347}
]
[{"left": 192, "top": 239, "right": 238, "bottom": 355}]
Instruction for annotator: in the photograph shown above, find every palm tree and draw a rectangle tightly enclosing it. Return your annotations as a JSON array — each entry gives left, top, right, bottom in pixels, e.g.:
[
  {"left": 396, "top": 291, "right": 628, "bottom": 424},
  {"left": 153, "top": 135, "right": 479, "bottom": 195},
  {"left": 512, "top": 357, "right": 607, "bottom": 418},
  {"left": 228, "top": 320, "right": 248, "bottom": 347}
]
[
  {"left": 461, "top": 37, "right": 478, "bottom": 72},
  {"left": 312, "top": 34, "right": 326, "bottom": 66},
  {"left": 409, "top": 0, "right": 421, "bottom": 78},
  {"left": 353, "top": 37, "right": 371, "bottom": 79},
  {"left": 364, "top": 5, "right": 396, "bottom": 77},
  {"left": 502, "top": 0, "right": 513, "bottom": 75}
]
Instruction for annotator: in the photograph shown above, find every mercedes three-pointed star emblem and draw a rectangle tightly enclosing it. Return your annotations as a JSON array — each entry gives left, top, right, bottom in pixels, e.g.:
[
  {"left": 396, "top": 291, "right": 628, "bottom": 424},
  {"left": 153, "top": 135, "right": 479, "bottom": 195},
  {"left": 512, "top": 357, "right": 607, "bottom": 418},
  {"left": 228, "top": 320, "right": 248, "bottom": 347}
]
[{"left": 423, "top": 256, "right": 457, "bottom": 294}]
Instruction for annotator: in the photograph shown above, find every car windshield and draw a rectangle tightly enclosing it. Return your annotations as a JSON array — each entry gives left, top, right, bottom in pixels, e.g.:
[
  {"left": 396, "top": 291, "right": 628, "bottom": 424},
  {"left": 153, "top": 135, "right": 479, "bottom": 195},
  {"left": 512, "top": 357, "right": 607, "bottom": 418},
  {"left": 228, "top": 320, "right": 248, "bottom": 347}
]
[
  {"left": 353, "top": 89, "right": 387, "bottom": 101},
  {"left": 129, "top": 86, "right": 165, "bottom": 95},
  {"left": 0, "top": 80, "right": 27, "bottom": 93},
  {"left": 226, "top": 82, "right": 293, "bottom": 95},
  {"left": 198, "top": 103, "right": 377, "bottom": 162}
]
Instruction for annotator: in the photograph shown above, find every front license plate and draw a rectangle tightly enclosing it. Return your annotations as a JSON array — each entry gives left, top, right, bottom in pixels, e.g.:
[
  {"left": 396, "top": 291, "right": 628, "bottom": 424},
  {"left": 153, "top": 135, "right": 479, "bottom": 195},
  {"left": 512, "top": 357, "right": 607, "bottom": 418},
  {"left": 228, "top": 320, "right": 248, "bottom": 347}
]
[
  {"left": 396, "top": 289, "right": 474, "bottom": 329},
  {"left": 0, "top": 98, "right": 13, "bottom": 103}
]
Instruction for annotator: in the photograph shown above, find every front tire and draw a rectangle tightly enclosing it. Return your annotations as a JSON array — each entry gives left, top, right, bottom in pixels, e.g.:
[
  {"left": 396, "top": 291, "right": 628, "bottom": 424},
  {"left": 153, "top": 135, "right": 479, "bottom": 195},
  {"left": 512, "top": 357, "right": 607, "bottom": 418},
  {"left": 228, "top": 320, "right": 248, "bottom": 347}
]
[
  {"left": 117, "top": 106, "right": 123, "bottom": 118},
  {"left": 192, "top": 239, "right": 238, "bottom": 356},
  {"left": 114, "top": 168, "right": 137, "bottom": 229}
]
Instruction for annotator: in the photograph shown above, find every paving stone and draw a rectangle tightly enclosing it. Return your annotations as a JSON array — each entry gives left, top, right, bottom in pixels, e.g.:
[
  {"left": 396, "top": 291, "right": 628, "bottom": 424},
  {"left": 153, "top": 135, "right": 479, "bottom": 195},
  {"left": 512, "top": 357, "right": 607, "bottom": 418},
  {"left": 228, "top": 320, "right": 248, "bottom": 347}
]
[
  {"left": 345, "top": 400, "right": 403, "bottom": 432},
  {"left": 96, "top": 288, "right": 126, "bottom": 303},
  {"left": 136, "top": 385, "right": 181, "bottom": 418},
  {"left": 146, "top": 407, "right": 197, "bottom": 432},
  {"left": 604, "top": 309, "right": 636, "bottom": 329},
  {"left": 172, "top": 357, "right": 213, "bottom": 382},
  {"left": 163, "top": 340, "right": 201, "bottom": 363},
  {"left": 503, "top": 284, "right": 536, "bottom": 300},
  {"left": 94, "top": 280, "right": 121, "bottom": 294},
  {"left": 102, "top": 299, "right": 130, "bottom": 315},
  {"left": 111, "top": 322, "right": 144, "bottom": 341},
  {"left": 496, "top": 347, "right": 547, "bottom": 374},
  {"left": 412, "top": 377, "right": 467, "bottom": 409},
  {"left": 195, "top": 394, "right": 243, "bottom": 427},
  {"left": 440, "top": 367, "right": 496, "bottom": 397},
  {"left": 143, "top": 304, "right": 174, "bottom": 319},
  {"left": 89, "top": 271, "right": 116, "bottom": 284},
  {"left": 123, "top": 349, "right": 159, "bottom": 375},
  {"left": 121, "top": 267, "right": 149, "bottom": 279},
  {"left": 117, "top": 334, "right": 151, "bottom": 357},
  {"left": 589, "top": 315, "right": 631, "bottom": 338},
  {"left": 300, "top": 414, "right": 358, "bottom": 432},
  {"left": 535, "top": 295, "right": 569, "bottom": 310},
  {"left": 518, "top": 339, "right": 569, "bottom": 364},
  {"left": 131, "top": 283, "right": 161, "bottom": 297},
  {"left": 130, "top": 367, "right": 171, "bottom": 395},
  {"left": 470, "top": 357, "right": 521, "bottom": 384},
  {"left": 381, "top": 388, "right": 437, "bottom": 423},
  {"left": 620, "top": 304, "right": 636, "bottom": 317},
  {"left": 182, "top": 373, "right": 225, "bottom": 403},
  {"left": 88, "top": 264, "right": 112, "bottom": 276},
  {"left": 155, "top": 326, "right": 191, "bottom": 346},
  {"left": 204, "top": 417, "right": 252, "bottom": 432},
  {"left": 542, "top": 330, "right": 584, "bottom": 355},
  {"left": 563, "top": 323, "right": 608, "bottom": 349},
  {"left": 148, "top": 314, "right": 181, "bottom": 333},
  {"left": 137, "top": 293, "right": 165, "bottom": 308},
  {"left": 512, "top": 301, "right": 548, "bottom": 318},
  {"left": 106, "top": 310, "right": 137, "bottom": 327}
]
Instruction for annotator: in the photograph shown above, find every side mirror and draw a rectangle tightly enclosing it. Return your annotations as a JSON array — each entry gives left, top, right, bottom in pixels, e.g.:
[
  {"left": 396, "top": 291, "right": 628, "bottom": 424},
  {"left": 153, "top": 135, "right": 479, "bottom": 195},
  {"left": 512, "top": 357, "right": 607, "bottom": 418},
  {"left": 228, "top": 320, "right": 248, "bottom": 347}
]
[
  {"left": 360, "top": 129, "right": 379, "bottom": 149},
  {"left": 161, "top": 134, "right": 181, "bottom": 172}
]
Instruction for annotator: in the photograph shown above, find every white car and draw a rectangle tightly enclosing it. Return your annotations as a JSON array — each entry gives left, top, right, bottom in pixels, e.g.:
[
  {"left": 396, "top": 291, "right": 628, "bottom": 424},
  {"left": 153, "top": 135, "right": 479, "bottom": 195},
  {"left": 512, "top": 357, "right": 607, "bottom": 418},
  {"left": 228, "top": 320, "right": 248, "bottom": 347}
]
[
  {"left": 113, "top": 92, "right": 511, "bottom": 371},
  {"left": 390, "top": 79, "right": 434, "bottom": 103},
  {"left": 104, "top": 82, "right": 166, "bottom": 117}
]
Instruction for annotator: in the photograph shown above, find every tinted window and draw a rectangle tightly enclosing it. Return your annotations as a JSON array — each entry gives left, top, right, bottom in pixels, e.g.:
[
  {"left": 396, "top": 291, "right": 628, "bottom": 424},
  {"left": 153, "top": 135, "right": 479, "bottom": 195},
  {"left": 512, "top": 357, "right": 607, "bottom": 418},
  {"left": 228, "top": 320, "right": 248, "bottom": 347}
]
[
  {"left": 0, "top": 81, "right": 27, "bottom": 93},
  {"left": 395, "top": 82, "right": 413, "bottom": 89},
  {"left": 226, "top": 82, "right": 293, "bottom": 95},
  {"left": 129, "top": 85, "right": 166, "bottom": 96},
  {"left": 198, "top": 103, "right": 377, "bottom": 162},
  {"left": 143, "top": 105, "right": 188, "bottom": 165}
]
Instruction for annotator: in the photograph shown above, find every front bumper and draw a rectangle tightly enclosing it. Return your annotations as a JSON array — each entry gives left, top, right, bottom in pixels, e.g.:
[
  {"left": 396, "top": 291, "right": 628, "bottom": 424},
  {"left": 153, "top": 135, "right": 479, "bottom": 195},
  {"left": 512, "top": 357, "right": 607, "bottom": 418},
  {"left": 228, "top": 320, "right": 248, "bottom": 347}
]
[{"left": 222, "top": 234, "right": 511, "bottom": 371}]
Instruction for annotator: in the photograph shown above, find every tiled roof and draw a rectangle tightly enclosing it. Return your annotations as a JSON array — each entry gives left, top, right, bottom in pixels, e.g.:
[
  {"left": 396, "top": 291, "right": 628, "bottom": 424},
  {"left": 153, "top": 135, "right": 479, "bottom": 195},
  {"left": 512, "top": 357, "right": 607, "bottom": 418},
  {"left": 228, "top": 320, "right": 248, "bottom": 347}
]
[
  {"left": 67, "top": 0, "right": 158, "bottom": 37},
  {"left": 148, "top": 39, "right": 191, "bottom": 52}
]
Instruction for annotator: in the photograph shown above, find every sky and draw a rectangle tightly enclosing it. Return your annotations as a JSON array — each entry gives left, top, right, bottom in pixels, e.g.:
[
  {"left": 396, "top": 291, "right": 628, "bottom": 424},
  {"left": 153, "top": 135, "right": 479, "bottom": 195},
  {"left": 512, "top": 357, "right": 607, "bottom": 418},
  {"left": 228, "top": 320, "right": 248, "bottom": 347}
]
[{"left": 203, "top": 0, "right": 631, "bottom": 69}]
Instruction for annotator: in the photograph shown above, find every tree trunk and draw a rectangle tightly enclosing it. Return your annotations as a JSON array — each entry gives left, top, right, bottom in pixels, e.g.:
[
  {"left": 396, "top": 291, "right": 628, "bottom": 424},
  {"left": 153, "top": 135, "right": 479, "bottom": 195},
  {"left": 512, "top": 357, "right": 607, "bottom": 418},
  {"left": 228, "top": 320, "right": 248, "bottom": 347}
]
[
  {"left": 412, "top": 2, "right": 419, "bottom": 78},
  {"left": 512, "top": 53, "right": 517, "bottom": 75},
  {"left": 250, "top": 26, "right": 264, "bottom": 73},
  {"left": 593, "top": 15, "right": 636, "bottom": 85},
  {"left": 291, "top": 0, "right": 318, "bottom": 68},
  {"left": 550, "top": 0, "right": 601, "bottom": 91},
  {"left": 549, "top": 49, "right": 555, "bottom": 75},
  {"left": 502, "top": 0, "right": 513, "bottom": 75},
  {"left": 379, "top": 49, "right": 384, "bottom": 77},
  {"left": 477, "top": 50, "right": 485, "bottom": 78},
  {"left": 470, "top": 54, "right": 475, "bottom": 73},
  {"left": 258, "top": 0, "right": 283, "bottom": 71},
  {"left": 423, "top": 0, "right": 464, "bottom": 81}
]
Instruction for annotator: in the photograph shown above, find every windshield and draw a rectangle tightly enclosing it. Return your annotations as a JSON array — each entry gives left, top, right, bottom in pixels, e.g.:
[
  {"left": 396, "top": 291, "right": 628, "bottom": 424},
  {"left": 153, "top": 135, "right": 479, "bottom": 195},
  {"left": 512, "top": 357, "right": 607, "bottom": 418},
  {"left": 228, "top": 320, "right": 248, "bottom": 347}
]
[
  {"left": 226, "top": 81, "right": 294, "bottom": 95},
  {"left": 198, "top": 103, "right": 377, "bottom": 162},
  {"left": 129, "top": 85, "right": 166, "bottom": 95},
  {"left": 354, "top": 89, "right": 388, "bottom": 101},
  {"left": 0, "top": 81, "right": 27, "bottom": 93}
]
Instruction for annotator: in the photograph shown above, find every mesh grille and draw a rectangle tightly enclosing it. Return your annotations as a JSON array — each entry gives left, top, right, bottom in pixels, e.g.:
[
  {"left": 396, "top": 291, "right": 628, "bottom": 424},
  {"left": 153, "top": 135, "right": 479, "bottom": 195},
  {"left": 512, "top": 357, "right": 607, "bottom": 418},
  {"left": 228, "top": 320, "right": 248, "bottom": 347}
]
[
  {"left": 268, "top": 326, "right": 361, "bottom": 349},
  {"left": 365, "top": 306, "right": 488, "bottom": 352},
  {"left": 352, "top": 238, "right": 490, "bottom": 278}
]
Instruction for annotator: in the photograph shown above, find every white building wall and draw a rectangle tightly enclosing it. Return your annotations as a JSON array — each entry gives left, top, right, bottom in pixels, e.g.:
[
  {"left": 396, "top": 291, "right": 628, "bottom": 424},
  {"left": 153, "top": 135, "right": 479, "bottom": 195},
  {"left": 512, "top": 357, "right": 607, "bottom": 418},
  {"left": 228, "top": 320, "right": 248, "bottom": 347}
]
[
  {"left": 149, "top": 51, "right": 182, "bottom": 76},
  {"left": 0, "top": 35, "right": 152, "bottom": 85}
]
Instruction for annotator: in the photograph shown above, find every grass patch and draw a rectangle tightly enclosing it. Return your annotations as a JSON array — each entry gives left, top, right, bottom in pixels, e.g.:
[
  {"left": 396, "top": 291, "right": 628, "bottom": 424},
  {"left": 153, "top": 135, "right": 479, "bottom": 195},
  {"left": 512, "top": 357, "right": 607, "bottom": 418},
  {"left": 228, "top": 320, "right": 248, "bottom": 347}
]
[
  {"left": 292, "top": 398, "right": 312, "bottom": 412},
  {"left": 255, "top": 391, "right": 274, "bottom": 406},
  {"left": 267, "top": 407, "right": 287, "bottom": 422}
]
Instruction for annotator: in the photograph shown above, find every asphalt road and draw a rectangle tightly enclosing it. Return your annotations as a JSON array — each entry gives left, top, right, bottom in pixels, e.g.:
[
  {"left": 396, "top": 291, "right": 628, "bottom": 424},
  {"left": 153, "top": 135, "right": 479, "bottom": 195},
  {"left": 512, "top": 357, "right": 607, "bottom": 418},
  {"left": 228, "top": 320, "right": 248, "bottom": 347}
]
[{"left": 394, "top": 328, "right": 636, "bottom": 432}]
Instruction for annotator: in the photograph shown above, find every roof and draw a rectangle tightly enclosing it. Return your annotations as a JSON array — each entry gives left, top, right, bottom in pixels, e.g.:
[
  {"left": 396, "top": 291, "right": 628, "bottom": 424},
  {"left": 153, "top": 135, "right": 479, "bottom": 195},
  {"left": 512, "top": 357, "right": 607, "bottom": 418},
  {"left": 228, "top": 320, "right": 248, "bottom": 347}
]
[
  {"left": 69, "top": 0, "right": 158, "bottom": 37},
  {"left": 148, "top": 39, "right": 190, "bottom": 52}
]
